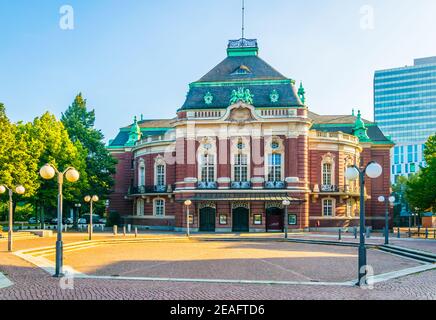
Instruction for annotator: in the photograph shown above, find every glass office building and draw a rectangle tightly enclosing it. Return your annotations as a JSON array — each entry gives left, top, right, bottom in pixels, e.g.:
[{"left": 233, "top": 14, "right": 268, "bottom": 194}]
[{"left": 374, "top": 56, "right": 436, "bottom": 184}]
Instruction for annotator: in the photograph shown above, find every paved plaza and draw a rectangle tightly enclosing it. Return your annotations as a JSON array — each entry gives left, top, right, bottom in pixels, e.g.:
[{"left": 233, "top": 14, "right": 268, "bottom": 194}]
[{"left": 0, "top": 233, "right": 435, "bottom": 300}]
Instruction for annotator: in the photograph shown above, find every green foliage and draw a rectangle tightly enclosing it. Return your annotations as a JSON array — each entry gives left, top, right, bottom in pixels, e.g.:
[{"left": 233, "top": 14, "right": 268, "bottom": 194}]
[
  {"left": 28, "top": 112, "right": 89, "bottom": 208},
  {"left": 61, "top": 93, "right": 117, "bottom": 207},
  {"left": 0, "top": 104, "right": 40, "bottom": 199},
  {"left": 406, "top": 134, "right": 436, "bottom": 211}
]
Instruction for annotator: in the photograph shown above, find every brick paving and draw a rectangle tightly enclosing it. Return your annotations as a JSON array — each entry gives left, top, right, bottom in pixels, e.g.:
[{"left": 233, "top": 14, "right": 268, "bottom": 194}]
[{"left": 0, "top": 233, "right": 435, "bottom": 300}]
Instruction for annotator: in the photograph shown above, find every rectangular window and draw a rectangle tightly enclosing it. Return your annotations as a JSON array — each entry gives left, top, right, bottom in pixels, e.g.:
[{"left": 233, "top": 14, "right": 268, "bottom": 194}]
[
  {"left": 407, "top": 145, "right": 413, "bottom": 163},
  {"left": 410, "top": 163, "right": 416, "bottom": 173},
  {"left": 268, "top": 154, "right": 282, "bottom": 182},
  {"left": 396, "top": 164, "right": 402, "bottom": 174},
  {"left": 394, "top": 147, "right": 399, "bottom": 165},
  {"left": 323, "top": 199, "right": 334, "bottom": 217},
  {"left": 154, "top": 199, "right": 165, "bottom": 216},
  {"left": 322, "top": 163, "right": 332, "bottom": 185},
  {"left": 234, "top": 154, "right": 248, "bottom": 182},
  {"left": 201, "top": 154, "right": 215, "bottom": 182},
  {"left": 156, "top": 165, "right": 165, "bottom": 186}
]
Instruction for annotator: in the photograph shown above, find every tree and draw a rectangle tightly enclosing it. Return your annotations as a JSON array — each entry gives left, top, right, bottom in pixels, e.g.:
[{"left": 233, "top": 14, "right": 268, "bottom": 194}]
[
  {"left": 406, "top": 134, "right": 436, "bottom": 212},
  {"left": 61, "top": 94, "right": 117, "bottom": 214},
  {"left": 0, "top": 104, "right": 40, "bottom": 199},
  {"left": 29, "top": 112, "right": 89, "bottom": 217}
]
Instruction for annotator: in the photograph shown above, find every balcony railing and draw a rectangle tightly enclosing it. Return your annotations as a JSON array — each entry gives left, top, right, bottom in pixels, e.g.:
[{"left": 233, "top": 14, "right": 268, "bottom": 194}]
[
  {"left": 129, "top": 185, "right": 174, "bottom": 195},
  {"left": 197, "top": 181, "right": 218, "bottom": 189},
  {"left": 264, "top": 181, "right": 287, "bottom": 189},
  {"left": 320, "top": 185, "right": 339, "bottom": 192},
  {"left": 230, "top": 181, "right": 252, "bottom": 189}
]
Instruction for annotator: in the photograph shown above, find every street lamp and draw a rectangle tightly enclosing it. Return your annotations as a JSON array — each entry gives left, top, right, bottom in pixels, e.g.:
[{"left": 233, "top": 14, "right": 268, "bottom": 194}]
[
  {"left": 0, "top": 185, "right": 25, "bottom": 251},
  {"left": 84, "top": 195, "right": 99, "bottom": 240},
  {"left": 39, "top": 163, "right": 80, "bottom": 277},
  {"left": 184, "top": 200, "right": 192, "bottom": 237},
  {"left": 345, "top": 161, "right": 383, "bottom": 286},
  {"left": 378, "top": 195, "right": 395, "bottom": 245},
  {"left": 282, "top": 199, "right": 291, "bottom": 239}
]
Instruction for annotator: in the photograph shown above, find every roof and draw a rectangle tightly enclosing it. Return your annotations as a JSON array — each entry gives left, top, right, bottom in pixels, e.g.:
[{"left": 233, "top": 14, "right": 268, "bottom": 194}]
[
  {"left": 108, "top": 119, "right": 174, "bottom": 148},
  {"left": 182, "top": 82, "right": 302, "bottom": 110},
  {"left": 198, "top": 55, "right": 288, "bottom": 82},
  {"left": 179, "top": 39, "right": 303, "bottom": 111},
  {"left": 309, "top": 111, "right": 393, "bottom": 144},
  {"left": 308, "top": 111, "right": 372, "bottom": 125}
]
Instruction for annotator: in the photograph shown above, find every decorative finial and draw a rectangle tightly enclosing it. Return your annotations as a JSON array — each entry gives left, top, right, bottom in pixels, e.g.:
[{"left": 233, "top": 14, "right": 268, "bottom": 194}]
[
  {"left": 298, "top": 82, "right": 306, "bottom": 104},
  {"left": 242, "top": 0, "right": 245, "bottom": 39},
  {"left": 133, "top": 116, "right": 137, "bottom": 123},
  {"left": 352, "top": 109, "right": 355, "bottom": 116}
]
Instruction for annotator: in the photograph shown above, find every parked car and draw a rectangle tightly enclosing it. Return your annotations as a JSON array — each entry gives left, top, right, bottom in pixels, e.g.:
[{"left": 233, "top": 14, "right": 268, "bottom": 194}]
[
  {"left": 49, "top": 218, "right": 74, "bottom": 225},
  {"left": 77, "top": 218, "right": 87, "bottom": 225},
  {"left": 98, "top": 218, "right": 107, "bottom": 225},
  {"left": 28, "top": 217, "right": 40, "bottom": 224},
  {"left": 81, "top": 214, "right": 101, "bottom": 224}
]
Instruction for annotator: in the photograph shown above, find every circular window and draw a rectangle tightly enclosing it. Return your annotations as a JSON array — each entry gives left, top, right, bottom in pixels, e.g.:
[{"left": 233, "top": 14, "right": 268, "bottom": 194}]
[
  {"left": 271, "top": 142, "right": 280, "bottom": 149},
  {"left": 237, "top": 142, "right": 245, "bottom": 150}
]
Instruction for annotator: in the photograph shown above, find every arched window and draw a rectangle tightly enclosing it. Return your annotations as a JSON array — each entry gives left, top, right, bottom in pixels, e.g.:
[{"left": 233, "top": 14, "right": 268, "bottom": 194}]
[
  {"left": 321, "top": 153, "right": 335, "bottom": 187},
  {"left": 154, "top": 156, "right": 166, "bottom": 188},
  {"left": 322, "top": 163, "right": 332, "bottom": 186},
  {"left": 138, "top": 161, "right": 145, "bottom": 187},
  {"left": 153, "top": 198, "right": 165, "bottom": 216}
]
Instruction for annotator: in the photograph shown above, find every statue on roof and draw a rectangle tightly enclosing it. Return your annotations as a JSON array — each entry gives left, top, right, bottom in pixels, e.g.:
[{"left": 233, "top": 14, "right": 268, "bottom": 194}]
[
  {"left": 298, "top": 82, "right": 306, "bottom": 104},
  {"left": 126, "top": 116, "right": 142, "bottom": 146},
  {"left": 353, "top": 110, "right": 370, "bottom": 142},
  {"left": 230, "top": 87, "right": 254, "bottom": 105}
]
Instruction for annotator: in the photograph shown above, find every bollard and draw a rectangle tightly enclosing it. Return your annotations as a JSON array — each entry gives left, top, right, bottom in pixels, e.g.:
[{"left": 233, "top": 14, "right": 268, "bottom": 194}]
[
  {"left": 354, "top": 227, "right": 357, "bottom": 239},
  {"left": 64, "top": 224, "right": 67, "bottom": 232},
  {"left": 397, "top": 227, "right": 401, "bottom": 238},
  {"left": 338, "top": 228, "right": 342, "bottom": 241},
  {"left": 366, "top": 227, "right": 371, "bottom": 239},
  {"left": 434, "top": 229, "right": 436, "bottom": 240},
  {"left": 101, "top": 224, "right": 104, "bottom": 232},
  {"left": 408, "top": 228, "right": 411, "bottom": 238},
  {"left": 425, "top": 228, "right": 429, "bottom": 239},
  {"left": 113, "top": 225, "right": 118, "bottom": 236},
  {"left": 135, "top": 227, "right": 138, "bottom": 238},
  {"left": 127, "top": 224, "right": 131, "bottom": 233},
  {"left": 123, "top": 226, "right": 126, "bottom": 236}
]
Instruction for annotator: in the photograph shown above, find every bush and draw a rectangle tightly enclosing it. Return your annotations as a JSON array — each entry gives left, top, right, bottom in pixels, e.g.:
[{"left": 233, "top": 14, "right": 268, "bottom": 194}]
[{"left": 107, "top": 211, "right": 121, "bottom": 227}]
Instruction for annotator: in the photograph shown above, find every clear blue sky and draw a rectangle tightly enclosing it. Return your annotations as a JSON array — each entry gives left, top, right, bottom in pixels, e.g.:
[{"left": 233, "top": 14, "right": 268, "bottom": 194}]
[{"left": 1, "top": 0, "right": 436, "bottom": 141}]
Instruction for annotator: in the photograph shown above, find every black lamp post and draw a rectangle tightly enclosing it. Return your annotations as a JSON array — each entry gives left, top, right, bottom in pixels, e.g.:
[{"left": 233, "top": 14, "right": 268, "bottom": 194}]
[
  {"left": 378, "top": 195, "right": 395, "bottom": 245},
  {"left": 345, "top": 161, "right": 383, "bottom": 286}
]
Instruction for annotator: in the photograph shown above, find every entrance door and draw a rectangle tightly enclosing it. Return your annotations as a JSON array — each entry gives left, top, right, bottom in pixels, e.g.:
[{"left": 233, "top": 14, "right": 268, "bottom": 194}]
[
  {"left": 266, "top": 207, "right": 284, "bottom": 232},
  {"left": 199, "top": 207, "right": 216, "bottom": 232},
  {"left": 232, "top": 207, "right": 249, "bottom": 232}
]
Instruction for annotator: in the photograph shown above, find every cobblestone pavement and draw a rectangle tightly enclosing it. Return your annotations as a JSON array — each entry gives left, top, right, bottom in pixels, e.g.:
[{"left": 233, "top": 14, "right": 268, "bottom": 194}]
[
  {"left": 0, "top": 234, "right": 435, "bottom": 300},
  {"left": 43, "top": 241, "right": 420, "bottom": 282}
]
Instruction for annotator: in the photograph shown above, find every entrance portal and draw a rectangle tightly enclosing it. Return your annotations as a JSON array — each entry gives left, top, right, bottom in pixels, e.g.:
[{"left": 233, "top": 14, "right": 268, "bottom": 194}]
[
  {"left": 199, "top": 207, "right": 216, "bottom": 232},
  {"left": 232, "top": 207, "right": 249, "bottom": 232},
  {"left": 266, "top": 207, "right": 284, "bottom": 232}
]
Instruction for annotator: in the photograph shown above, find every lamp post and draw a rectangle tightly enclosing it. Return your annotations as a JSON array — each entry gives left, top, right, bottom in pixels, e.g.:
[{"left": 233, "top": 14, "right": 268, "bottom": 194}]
[
  {"left": 0, "top": 185, "right": 25, "bottom": 252},
  {"left": 345, "top": 161, "right": 383, "bottom": 286},
  {"left": 184, "top": 200, "right": 192, "bottom": 237},
  {"left": 84, "top": 195, "right": 99, "bottom": 240},
  {"left": 378, "top": 195, "right": 395, "bottom": 245},
  {"left": 39, "top": 164, "right": 80, "bottom": 277},
  {"left": 74, "top": 203, "right": 81, "bottom": 230},
  {"left": 282, "top": 199, "right": 291, "bottom": 239}
]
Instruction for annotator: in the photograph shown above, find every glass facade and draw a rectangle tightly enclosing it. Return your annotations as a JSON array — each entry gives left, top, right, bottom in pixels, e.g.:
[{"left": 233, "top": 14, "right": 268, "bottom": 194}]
[{"left": 374, "top": 57, "right": 436, "bottom": 183}]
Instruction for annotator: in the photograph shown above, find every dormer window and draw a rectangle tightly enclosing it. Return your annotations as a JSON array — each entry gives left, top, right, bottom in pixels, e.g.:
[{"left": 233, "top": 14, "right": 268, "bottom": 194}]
[{"left": 231, "top": 65, "right": 252, "bottom": 75}]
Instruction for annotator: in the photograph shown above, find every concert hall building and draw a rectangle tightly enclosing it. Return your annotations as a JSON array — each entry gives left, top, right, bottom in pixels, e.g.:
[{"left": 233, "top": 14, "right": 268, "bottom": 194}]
[{"left": 107, "top": 38, "right": 394, "bottom": 232}]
